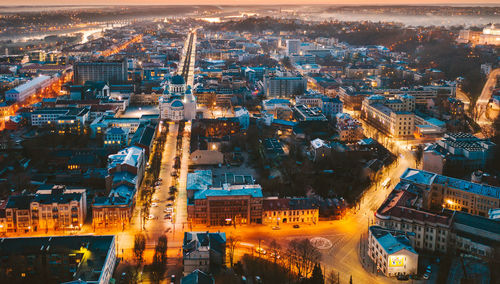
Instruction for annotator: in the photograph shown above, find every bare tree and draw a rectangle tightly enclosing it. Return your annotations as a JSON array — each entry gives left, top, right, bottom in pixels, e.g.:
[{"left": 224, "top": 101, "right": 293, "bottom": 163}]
[
  {"left": 287, "top": 238, "right": 321, "bottom": 278},
  {"left": 134, "top": 233, "right": 146, "bottom": 266},
  {"left": 326, "top": 270, "right": 339, "bottom": 284},
  {"left": 227, "top": 234, "right": 240, "bottom": 267}
]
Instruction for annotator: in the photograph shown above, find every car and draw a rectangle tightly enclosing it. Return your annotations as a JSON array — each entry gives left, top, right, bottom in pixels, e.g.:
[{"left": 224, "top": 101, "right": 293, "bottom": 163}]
[
  {"left": 151, "top": 203, "right": 158, "bottom": 207},
  {"left": 147, "top": 214, "right": 155, "bottom": 220},
  {"left": 255, "top": 247, "right": 266, "bottom": 255},
  {"left": 426, "top": 265, "right": 432, "bottom": 273},
  {"left": 164, "top": 214, "right": 171, "bottom": 219},
  {"left": 166, "top": 203, "right": 173, "bottom": 207},
  {"left": 422, "top": 273, "right": 429, "bottom": 280},
  {"left": 293, "top": 224, "right": 300, "bottom": 229},
  {"left": 396, "top": 275, "right": 409, "bottom": 281},
  {"left": 272, "top": 226, "right": 280, "bottom": 230}
]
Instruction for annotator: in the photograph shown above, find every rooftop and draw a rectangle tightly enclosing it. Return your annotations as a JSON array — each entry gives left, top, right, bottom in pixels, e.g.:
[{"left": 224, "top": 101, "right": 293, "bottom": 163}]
[
  {"left": 369, "top": 226, "right": 417, "bottom": 255},
  {"left": 0, "top": 235, "right": 115, "bottom": 283}
]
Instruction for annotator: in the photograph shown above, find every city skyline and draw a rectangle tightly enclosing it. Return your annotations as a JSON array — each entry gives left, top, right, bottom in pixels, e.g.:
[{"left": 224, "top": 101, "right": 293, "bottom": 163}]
[{"left": 1, "top": 1, "right": 500, "bottom": 6}]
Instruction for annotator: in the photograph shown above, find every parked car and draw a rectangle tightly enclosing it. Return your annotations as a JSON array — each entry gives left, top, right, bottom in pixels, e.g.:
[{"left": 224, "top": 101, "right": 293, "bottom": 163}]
[
  {"left": 272, "top": 226, "right": 280, "bottom": 230},
  {"left": 293, "top": 224, "right": 300, "bottom": 229},
  {"left": 255, "top": 247, "right": 266, "bottom": 255}
]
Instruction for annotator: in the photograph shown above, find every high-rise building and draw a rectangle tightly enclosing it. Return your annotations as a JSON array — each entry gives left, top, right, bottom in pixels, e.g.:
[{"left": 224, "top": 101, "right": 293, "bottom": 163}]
[
  {"left": 286, "top": 39, "right": 301, "bottom": 56},
  {"left": 74, "top": 60, "right": 128, "bottom": 84}
]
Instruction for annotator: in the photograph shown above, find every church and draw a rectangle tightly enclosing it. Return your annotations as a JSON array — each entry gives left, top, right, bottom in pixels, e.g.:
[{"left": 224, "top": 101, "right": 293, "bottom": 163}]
[{"left": 158, "top": 74, "right": 197, "bottom": 121}]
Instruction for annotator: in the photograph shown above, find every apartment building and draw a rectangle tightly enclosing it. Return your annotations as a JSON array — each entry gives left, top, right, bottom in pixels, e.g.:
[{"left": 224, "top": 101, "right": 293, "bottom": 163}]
[
  {"left": 399, "top": 168, "right": 500, "bottom": 217},
  {"left": 182, "top": 231, "right": 226, "bottom": 275},
  {"left": 5, "top": 185, "right": 87, "bottom": 233},
  {"left": 361, "top": 94, "right": 416, "bottom": 138},
  {"left": 93, "top": 146, "right": 145, "bottom": 229},
  {"left": 262, "top": 197, "right": 319, "bottom": 225},
  {"left": 375, "top": 187, "right": 452, "bottom": 253}
]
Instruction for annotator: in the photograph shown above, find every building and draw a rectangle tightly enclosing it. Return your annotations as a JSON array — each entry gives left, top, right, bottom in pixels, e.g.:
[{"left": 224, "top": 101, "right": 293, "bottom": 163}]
[
  {"left": 375, "top": 188, "right": 452, "bottom": 253},
  {"left": 376, "top": 170, "right": 500, "bottom": 258},
  {"left": 400, "top": 168, "right": 500, "bottom": 217},
  {"left": 296, "top": 93, "right": 343, "bottom": 119},
  {"left": 5, "top": 75, "right": 54, "bottom": 102},
  {"left": 264, "top": 74, "right": 307, "bottom": 98},
  {"left": 159, "top": 75, "right": 197, "bottom": 121},
  {"left": 31, "top": 107, "right": 90, "bottom": 135},
  {"left": 361, "top": 94, "right": 416, "bottom": 138},
  {"left": 262, "top": 98, "right": 293, "bottom": 120},
  {"left": 337, "top": 86, "right": 373, "bottom": 110},
  {"left": 457, "top": 24, "right": 500, "bottom": 46},
  {"left": 450, "top": 211, "right": 500, "bottom": 258},
  {"left": 130, "top": 121, "right": 158, "bottom": 158},
  {"left": 262, "top": 197, "right": 319, "bottom": 225},
  {"left": 285, "top": 39, "right": 301, "bottom": 56},
  {"left": 373, "top": 88, "right": 437, "bottom": 106},
  {"left": 309, "top": 138, "right": 331, "bottom": 161},
  {"left": 182, "top": 232, "right": 226, "bottom": 275},
  {"left": 0, "top": 235, "right": 116, "bottom": 284},
  {"left": 187, "top": 179, "right": 263, "bottom": 226},
  {"left": 181, "top": 269, "right": 215, "bottom": 284},
  {"left": 293, "top": 104, "right": 327, "bottom": 121},
  {"left": 368, "top": 226, "right": 418, "bottom": 277},
  {"left": 422, "top": 133, "right": 496, "bottom": 174},
  {"left": 92, "top": 146, "right": 145, "bottom": 229},
  {"left": 104, "top": 127, "right": 130, "bottom": 148},
  {"left": 336, "top": 113, "right": 364, "bottom": 142},
  {"left": 5, "top": 185, "right": 87, "bottom": 233},
  {"left": 74, "top": 60, "right": 128, "bottom": 84}
]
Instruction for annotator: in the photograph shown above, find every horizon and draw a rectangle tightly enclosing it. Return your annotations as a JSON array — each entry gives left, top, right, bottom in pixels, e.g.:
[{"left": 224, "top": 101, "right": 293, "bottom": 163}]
[{"left": 1, "top": 1, "right": 500, "bottom": 7}]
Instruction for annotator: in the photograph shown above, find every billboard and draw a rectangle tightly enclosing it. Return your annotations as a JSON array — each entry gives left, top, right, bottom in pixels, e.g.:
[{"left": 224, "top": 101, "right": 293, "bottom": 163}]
[{"left": 388, "top": 255, "right": 405, "bottom": 267}]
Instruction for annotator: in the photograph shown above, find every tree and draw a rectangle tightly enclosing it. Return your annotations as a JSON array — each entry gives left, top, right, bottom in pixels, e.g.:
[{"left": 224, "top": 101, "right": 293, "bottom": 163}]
[
  {"left": 349, "top": 275, "right": 353, "bottom": 284},
  {"left": 326, "top": 271, "right": 339, "bottom": 284},
  {"left": 287, "top": 238, "right": 321, "bottom": 278},
  {"left": 151, "top": 235, "right": 168, "bottom": 282},
  {"left": 227, "top": 234, "right": 240, "bottom": 267},
  {"left": 269, "top": 239, "right": 281, "bottom": 265},
  {"left": 157, "top": 235, "right": 168, "bottom": 264},
  {"left": 310, "top": 263, "right": 324, "bottom": 284},
  {"left": 133, "top": 233, "right": 146, "bottom": 265}
]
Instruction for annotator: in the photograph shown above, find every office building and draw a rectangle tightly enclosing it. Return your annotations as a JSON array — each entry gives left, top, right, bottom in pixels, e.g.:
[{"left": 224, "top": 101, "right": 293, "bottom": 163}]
[
  {"left": 286, "top": 39, "right": 301, "bottom": 56},
  {"left": 74, "top": 60, "right": 128, "bottom": 85},
  {"left": 264, "top": 75, "right": 307, "bottom": 98}
]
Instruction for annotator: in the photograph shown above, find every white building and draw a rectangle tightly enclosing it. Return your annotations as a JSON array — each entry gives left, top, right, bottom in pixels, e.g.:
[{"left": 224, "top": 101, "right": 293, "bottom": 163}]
[
  {"left": 159, "top": 75, "right": 197, "bottom": 121},
  {"left": 368, "top": 226, "right": 418, "bottom": 277},
  {"left": 6, "top": 75, "right": 54, "bottom": 102}
]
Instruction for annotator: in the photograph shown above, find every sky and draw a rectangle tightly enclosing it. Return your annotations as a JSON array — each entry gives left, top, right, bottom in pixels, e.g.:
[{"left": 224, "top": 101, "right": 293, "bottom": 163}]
[{"left": 0, "top": 0, "right": 499, "bottom": 5}]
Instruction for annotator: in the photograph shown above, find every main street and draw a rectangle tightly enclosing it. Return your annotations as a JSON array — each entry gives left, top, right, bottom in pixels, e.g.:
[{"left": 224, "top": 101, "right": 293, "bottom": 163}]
[{"left": 475, "top": 68, "right": 500, "bottom": 136}]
